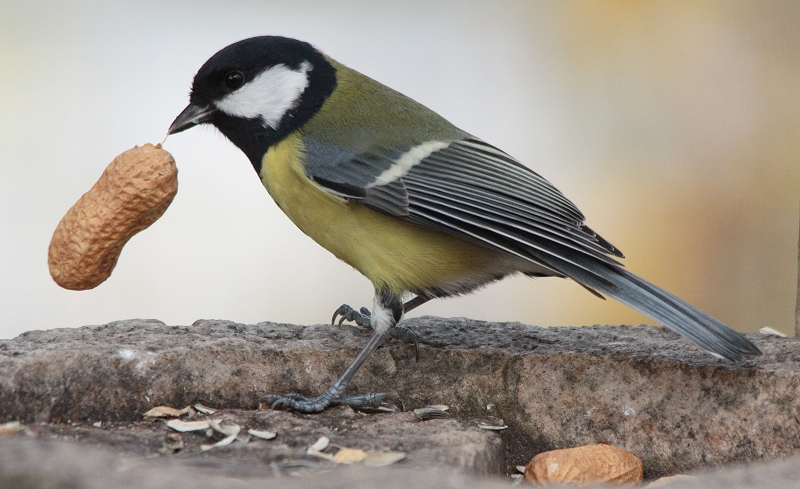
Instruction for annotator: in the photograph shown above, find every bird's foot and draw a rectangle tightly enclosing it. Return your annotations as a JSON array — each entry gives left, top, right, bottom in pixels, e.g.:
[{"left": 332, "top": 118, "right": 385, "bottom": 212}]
[
  {"left": 391, "top": 326, "right": 419, "bottom": 362},
  {"left": 332, "top": 304, "right": 419, "bottom": 361},
  {"left": 259, "top": 391, "right": 385, "bottom": 413},
  {"left": 331, "top": 304, "right": 371, "bottom": 327}
]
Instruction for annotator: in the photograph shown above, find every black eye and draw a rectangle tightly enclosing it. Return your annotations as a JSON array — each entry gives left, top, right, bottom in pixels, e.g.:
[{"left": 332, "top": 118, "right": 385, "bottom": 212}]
[{"left": 224, "top": 71, "right": 245, "bottom": 90}]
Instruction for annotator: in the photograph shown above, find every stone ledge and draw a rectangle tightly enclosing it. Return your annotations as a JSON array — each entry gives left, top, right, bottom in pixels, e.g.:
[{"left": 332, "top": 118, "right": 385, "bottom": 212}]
[{"left": 1, "top": 317, "right": 798, "bottom": 479}]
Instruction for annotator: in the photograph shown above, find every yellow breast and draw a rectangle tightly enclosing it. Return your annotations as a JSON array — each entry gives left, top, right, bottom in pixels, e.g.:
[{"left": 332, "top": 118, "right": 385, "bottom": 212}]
[{"left": 259, "top": 133, "right": 504, "bottom": 294}]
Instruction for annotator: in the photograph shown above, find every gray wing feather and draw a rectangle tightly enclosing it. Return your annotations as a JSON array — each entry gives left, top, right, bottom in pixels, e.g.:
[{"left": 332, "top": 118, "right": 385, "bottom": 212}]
[
  {"left": 405, "top": 182, "right": 618, "bottom": 265},
  {"left": 430, "top": 139, "right": 585, "bottom": 222},
  {"left": 300, "top": 134, "right": 760, "bottom": 361},
  {"left": 302, "top": 134, "right": 624, "bottom": 266},
  {"left": 303, "top": 137, "right": 409, "bottom": 215}
]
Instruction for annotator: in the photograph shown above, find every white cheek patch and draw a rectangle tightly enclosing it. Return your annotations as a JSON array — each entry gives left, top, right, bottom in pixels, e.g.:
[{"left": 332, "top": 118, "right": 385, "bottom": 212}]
[
  {"left": 215, "top": 61, "right": 312, "bottom": 129},
  {"left": 370, "top": 140, "right": 451, "bottom": 186}
]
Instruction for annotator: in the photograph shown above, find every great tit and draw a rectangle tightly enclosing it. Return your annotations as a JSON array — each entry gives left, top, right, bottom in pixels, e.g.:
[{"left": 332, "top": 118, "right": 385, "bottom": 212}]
[{"left": 168, "top": 36, "right": 761, "bottom": 413}]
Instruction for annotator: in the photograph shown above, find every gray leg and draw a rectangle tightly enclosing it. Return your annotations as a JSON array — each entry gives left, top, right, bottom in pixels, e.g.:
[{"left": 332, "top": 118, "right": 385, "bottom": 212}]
[
  {"left": 331, "top": 295, "right": 430, "bottom": 361},
  {"left": 403, "top": 295, "right": 429, "bottom": 313},
  {"left": 261, "top": 330, "right": 388, "bottom": 413},
  {"left": 262, "top": 289, "right": 404, "bottom": 413}
]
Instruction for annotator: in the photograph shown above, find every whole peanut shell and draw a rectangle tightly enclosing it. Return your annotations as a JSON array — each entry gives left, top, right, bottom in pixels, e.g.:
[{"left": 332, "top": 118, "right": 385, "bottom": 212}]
[
  {"left": 48, "top": 144, "right": 178, "bottom": 290},
  {"left": 524, "top": 444, "right": 643, "bottom": 486}
]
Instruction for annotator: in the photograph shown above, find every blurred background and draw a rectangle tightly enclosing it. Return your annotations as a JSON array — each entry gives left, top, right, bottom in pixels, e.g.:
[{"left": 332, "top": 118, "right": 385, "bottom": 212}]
[{"left": 1, "top": 0, "right": 798, "bottom": 339}]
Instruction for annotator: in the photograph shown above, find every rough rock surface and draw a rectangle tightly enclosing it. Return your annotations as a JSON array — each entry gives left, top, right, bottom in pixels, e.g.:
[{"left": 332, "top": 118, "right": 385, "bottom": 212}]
[
  {"left": 0, "top": 317, "right": 798, "bottom": 483},
  {"left": 0, "top": 436, "right": 511, "bottom": 489},
  {"left": 3, "top": 435, "right": 800, "bottom": 489},
  {"left": 4, "top": 407, "right": 502, "bottom": 476}
]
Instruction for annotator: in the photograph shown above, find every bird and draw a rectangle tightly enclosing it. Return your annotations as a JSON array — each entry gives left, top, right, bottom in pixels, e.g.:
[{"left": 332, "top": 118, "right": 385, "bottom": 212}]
[{"left": 167, "top": 36, "right": 761, "bottom": 413}]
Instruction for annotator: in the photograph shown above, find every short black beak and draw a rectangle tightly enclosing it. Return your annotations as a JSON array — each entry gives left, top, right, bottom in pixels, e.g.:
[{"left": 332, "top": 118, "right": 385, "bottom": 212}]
[{"left": 168, "top": 103, "right": 216, "bottom": 135}]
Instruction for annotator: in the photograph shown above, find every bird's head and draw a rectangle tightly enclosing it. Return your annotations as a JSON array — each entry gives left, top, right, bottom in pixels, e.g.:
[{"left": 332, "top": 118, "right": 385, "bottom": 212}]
[{"left": 168, "top": 36, "right": 336, "bottom": 166}]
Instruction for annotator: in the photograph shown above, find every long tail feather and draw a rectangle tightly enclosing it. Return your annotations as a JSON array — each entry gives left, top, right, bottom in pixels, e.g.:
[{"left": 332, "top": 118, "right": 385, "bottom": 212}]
[{"left": 537, "top": 253, "right": 761, "bottom": 361}]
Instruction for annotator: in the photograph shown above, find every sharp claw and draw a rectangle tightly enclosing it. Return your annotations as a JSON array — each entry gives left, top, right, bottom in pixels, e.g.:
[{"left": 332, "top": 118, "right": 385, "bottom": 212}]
[
  {"left": 259, "top": 394, "right": 282, "bottom": 405},
  {"left": 260, "top": 391, "right": 388, "bottom": 413},
  {"left": 391, "top": 326, "right": 420, "bottom": 362},
  {"left": 331, "top": 304, "right": 372, "bottom": 328},
  {"left": 269, "top": 395, "right": 318, "bottom": 412},
  {"left": 332, "top": 304, "right": 355, "bottom": 325}
]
